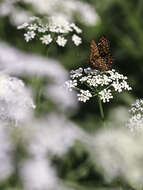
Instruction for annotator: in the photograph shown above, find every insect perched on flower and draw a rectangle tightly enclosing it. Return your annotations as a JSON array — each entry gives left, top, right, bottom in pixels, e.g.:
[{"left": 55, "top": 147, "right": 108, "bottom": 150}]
[
  {"left": 65, "top": 36, "right": 131, "bottom": 104},
  {"left": 88, "top": 36, "right": 113, "bottom": 71}
]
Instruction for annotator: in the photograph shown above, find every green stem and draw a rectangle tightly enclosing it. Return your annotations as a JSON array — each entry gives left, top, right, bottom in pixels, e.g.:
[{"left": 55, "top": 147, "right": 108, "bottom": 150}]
[
  {"left": 97, "top": 95, "right": 106, "bottom": 128},
  {"left": 97, "top": 95, "right": 104, "bottom": 120}
]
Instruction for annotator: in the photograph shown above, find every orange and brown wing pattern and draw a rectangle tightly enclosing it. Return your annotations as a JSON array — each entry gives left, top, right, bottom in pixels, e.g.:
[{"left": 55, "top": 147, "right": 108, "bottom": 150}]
[
  {"left": 97, "top": 36, "right": 110, "bottom": 56},
  {"left": 105, "top": 53, "right": 113, "bottom": 70},
  {"left": 88, "top": 36, "right": 113, "bottom": 71},
  {"left": 94, "top": 57, "right": 106, "bottom": 71},
  {"left": 88, "top": 40, "right": 100, "bottom": 67}
]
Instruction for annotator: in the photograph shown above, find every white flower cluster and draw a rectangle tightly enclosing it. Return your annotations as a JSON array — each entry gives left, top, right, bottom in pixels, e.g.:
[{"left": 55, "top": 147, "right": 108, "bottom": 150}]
[
  {"left": 0, "top": 123, "right": 14, "bottom": 181},
  {"left": 0, "top": 73, "right": 35, "bottom": 124},
  {"left": 127, "top": 99, "right": 143, "bottom": 132},
  {"left": 77, "top": 90, "right": 92, "bottom": 103},
  {"left": 65, "top": 67, "right": 132, "bottom": 103},
  {"left": 92, "top": 128, "right": 143, "bottom": 189},
  {"left": 18, "top": 16, "right": 82, "bottom": 47}
]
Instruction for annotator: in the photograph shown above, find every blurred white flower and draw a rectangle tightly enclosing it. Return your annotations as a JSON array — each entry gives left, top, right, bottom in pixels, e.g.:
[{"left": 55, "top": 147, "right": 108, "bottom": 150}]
[
  {"left": 127, "top": 99, "right": 143, "bottom": 132},
  {"left": 0, "top": 41, "right": 68, "bottom": 83},
  {"left": 91, "top": 128, "right": 143, "bottom": 189},
  {"left": 46, "top": 85, "right": 77, "bottom": 112},
  {"left": 0, "top": 0, "right": 32, "bottom": 25},
  {"left": 65, "top": 80, "right": 77, "bottom": 91},
  {"left": 25, "top": 114, "right": 82, "bottom": 157},
  {"left": 17, "top": 22, "right": 29, "bottom": 29},
  {"left": 49, "top": 15, "right": 73, "bottom": 34},
  {"left": 22, "top": 0, "right": 99, "bottom": 26},
  {"left": 10, "top": 9, "right": 32, "bottom": 26},
  {"left": 0, "top": 73, "right": 35, "bottom": 124},
  {"left": 0, "top": 123, "right": 14, "bottom": 181},
  {"left": 108, "top": 106, "right": 129, "bottom": 126},
  {"left": 0, "top": 0, "right": 99, "bottom": 26},
  {"left": 20, "top": 157, "right": 58, "bottom": 190},
  {"left": 0, "top": 42, "right": 77, "bottom": 112},
  {"left": 65, "top": 67, "right": 131, "bottom": 103},
  {"left": 77, "top": 2, "right": 99, "bottom": 26}
]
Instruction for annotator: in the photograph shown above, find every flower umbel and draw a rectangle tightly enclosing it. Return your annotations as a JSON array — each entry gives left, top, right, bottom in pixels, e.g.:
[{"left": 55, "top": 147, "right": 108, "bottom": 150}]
[
  {"left": 127, "top": 99, "right": 143, "bottom": 132},
  {"left": 0, "top": 73, "right": 35, "bottom": 124},
  {"left": 77, "top": 90, "right": 92, "bottom": 103},
  {"left": 99, "top": 89, "right": 113, "bottom": 103},
  {"left": 18, "top": 16, "right": 82, "bottom": 47},
  {"left": 65, "top": 67, "right": 132, "bottom": 103}
]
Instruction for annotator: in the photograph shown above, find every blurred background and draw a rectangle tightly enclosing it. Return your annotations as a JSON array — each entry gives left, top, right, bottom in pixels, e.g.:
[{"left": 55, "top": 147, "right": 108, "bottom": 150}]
[{"left": 0, "top": 0, "right": 142, "bottom": 190}]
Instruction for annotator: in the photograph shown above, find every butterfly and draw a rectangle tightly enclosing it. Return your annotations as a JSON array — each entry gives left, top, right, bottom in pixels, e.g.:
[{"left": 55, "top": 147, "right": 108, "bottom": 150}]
[{"left": 88, "top": 36, "right": 113, "bottom": 71}]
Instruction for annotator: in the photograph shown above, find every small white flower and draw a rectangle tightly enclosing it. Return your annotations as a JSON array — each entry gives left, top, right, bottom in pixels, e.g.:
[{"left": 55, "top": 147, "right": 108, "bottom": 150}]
[
  {"left": 65, "top": 80, "right": 77, "bottom": 91},
  {"left": 101, "top": 75, "right": 112, "bottom": 86},
  {"left": 112, "top": 80, "right": 132, "bottom": 92},
  {"left": 127, "top": 99, "right": 143, "bottom": 132},
  {"left": 77, "top": 90, "right": 92, "bottom": 102},
  {"left": 29, "top": 16, "right": 39, "bottom": 22},
  {"left": 112, "top": 81, "right": 123, "bottom": 92},
  {"left": 56, "top": 36, "right": 67, "bottom": 47},
  {"left": 80, "top": 76, "right": 89, "bottom": 82},
  {"left": 70, "top": 68, "right": 83, "bottom": 79},
  {"left": 87, "top": 75, "right": 102, "bottom": 87},
  {"left": 24, "top": 31, "right": 36, "bottom": 42},
  {"left": 38, "top": 26, "right": 48, "bottom": 33},
  {"left": 72, "top": 34, "right": 82, "bottom": 46},
  {"left": 84, "top": 67, "right": 92, "bottom": 74},
  {"left": 28, "top": 23, "right": 38, "bottom": 31},
  {"left": 17, "top": 22, "right": 29, "bottom": 29},
  {"left": 70, "top": 23, "right": 82, "bottom": 34},
  {"left": 87, "top": 77, "right": 98, "bottom": 87},
  {"left": 48, "top": 15, "right": 73, "bottom": 34},
  {"left": 40, "top": 34, "right": 52, "bottom": 45},
  {"left": 99, "top": 89, "right": 113, "bottom": 103},
  {"left": 121, "top": 81, "right": 132, "bottom": 91}
]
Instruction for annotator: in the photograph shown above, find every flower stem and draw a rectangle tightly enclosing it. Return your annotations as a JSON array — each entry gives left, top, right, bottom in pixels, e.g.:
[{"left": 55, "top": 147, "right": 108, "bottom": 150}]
[
  {"left": 97, "top": 95, "right": 106, "bottom": 128},
  {"left": 97, "top": 95, "right": 104, "bottom": 120}
]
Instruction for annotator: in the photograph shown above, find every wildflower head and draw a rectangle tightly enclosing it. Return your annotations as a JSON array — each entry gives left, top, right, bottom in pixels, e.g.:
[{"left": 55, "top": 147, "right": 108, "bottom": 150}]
[
  {"left": 65, "top": 67, "right": 131, "bottom": 103},
  {"left": 91, "top": 127, "right": 143, "bottom": 189},
  {"left": 0, "top": 73, "right": 35, "bottom": 125},
  {"left": 18, "top": 16, "right": 82, "bottom": 47},
  {"left": 65, "top": 36, "right": 131, "bottom": 104},
  {"left": 127, "top": 99, "right": 143, "bottom": 132}
]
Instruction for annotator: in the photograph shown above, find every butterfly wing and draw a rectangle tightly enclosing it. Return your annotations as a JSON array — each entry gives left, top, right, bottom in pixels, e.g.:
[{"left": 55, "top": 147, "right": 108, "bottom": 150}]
[
  {"left": 93, "top": 57, "right": 105, "bottom": 71},
  {"left": 97, "top": 36, "right": 110, "bottom": 56},
  {"left": 88, "top": 37, "right": 113, "bottom": 71},
  {"left": 89, "top": 40, "right": 100, "bottom": 67},
  {"left": 105, "top": 53, "right": 112, "bottom": 70}
]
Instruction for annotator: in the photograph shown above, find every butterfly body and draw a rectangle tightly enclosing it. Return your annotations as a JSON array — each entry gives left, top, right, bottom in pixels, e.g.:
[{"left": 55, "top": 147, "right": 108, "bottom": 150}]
[{"left": 89, "top": 36, "right": 112, "bottom": 71}]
